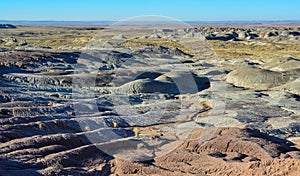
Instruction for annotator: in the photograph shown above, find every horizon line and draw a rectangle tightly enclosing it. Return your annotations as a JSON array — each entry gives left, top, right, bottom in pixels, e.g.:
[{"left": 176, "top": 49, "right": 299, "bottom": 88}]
[
  {"left": 1, "top": 19, "right": 300, "bottom": 22},
  {"left": 1, "top": 19, "right": 300, "bottom": 26}
]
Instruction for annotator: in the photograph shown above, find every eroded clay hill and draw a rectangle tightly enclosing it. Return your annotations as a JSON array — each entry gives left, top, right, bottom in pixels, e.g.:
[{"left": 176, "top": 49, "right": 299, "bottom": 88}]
[{"left": 0, "top": 24, "right": 300, "bottom": 175}]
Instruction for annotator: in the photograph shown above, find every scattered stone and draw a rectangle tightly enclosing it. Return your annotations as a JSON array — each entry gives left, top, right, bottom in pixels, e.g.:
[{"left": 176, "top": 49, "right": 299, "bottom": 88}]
[{"left": 20, "top": 40, "right": 27, "bottom": 46}]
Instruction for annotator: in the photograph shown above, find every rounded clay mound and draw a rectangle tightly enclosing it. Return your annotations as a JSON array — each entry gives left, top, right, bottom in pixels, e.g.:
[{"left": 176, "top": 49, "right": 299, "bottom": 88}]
[
  {"left": 155, "top": 71, "right": 210, "bottom": 92},
  {"left": 264, "top": 57, "right": 300, "bottom": 72},
  {"left": 226, "top": 66, "right": 292, "bottom": 90},
  {"left": 118, "top": 79, "right": 178, "bottom": 94},
  {"left": 117, "top": 71, "right": 210, "bottom": 94}
]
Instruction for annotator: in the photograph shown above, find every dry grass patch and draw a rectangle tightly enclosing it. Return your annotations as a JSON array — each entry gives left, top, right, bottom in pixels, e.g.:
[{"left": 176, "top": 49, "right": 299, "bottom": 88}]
[
  {"left": 209, "top": 40, "right": 300, "bottom": 60},
  {"left": 121, "top": 38, "right": 193, "bottom": 55}
]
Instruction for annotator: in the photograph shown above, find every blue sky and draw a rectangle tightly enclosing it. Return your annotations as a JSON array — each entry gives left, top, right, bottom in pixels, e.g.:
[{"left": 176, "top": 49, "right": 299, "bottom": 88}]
[{"left": 1, "top": 0, "right": 299, "bottom": 21}]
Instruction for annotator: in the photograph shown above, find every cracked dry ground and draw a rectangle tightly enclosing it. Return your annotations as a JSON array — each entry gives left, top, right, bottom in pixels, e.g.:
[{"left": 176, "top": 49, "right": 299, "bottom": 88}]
[{"left": 0, "top": 49, "right": 300, "bottom": 176}]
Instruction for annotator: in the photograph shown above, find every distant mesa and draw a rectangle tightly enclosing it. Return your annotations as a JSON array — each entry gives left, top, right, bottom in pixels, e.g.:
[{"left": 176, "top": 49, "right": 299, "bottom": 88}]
[{"left": 0, "top": 24, "right": 17, "bottom": 29}]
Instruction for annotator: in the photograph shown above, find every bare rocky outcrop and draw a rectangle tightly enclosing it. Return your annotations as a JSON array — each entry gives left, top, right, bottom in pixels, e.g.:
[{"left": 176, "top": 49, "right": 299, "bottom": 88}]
[{"left": 112, "top": 128, "right": 300, "bottom": 176}]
